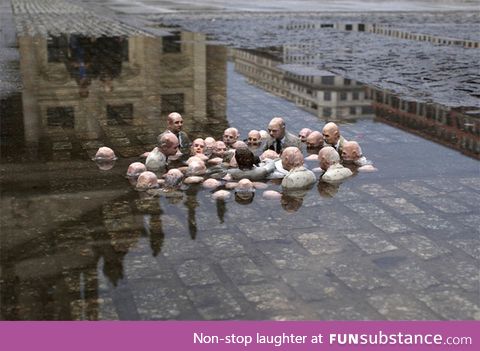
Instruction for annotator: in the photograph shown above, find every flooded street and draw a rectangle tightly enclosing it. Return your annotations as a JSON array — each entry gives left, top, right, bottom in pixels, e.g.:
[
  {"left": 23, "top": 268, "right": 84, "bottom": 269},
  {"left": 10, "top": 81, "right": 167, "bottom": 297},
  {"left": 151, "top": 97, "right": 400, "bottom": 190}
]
[{"left": 0, "top": 0, "right": 479, "bottom": 320}]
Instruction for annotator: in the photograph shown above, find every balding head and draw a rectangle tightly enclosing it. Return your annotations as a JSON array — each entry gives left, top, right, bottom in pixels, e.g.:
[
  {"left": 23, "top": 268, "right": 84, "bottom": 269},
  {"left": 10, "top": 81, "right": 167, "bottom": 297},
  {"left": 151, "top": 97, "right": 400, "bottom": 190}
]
[
  {"left": 319, "top": 146, "right": 340, "bottom": 171},
  {"left": 281, "top": 147, "right": 304, "bottom": 171},
  {"left": 164, "top": 168, "right": 184, "bottom": 188},
  {"left": 247, "top": 130, "right": 261, "bottom": 145},
  {"left": 298, "top": 128, "right": 313, "bottom": 142},
  {"left": 268, "top": 117, "right": 286, "bottom": 140},
  {"left": 342, "top": 141, "right": 363, "bottom": 162},
  {"left": 306, "top": 131, "right": 324, "bottom": 149},
  {"left": 186, "top": 160, "right": 206, "bottom": 176},
  {"left": 158, "top": 132, "right": 179, "bottom": 157},
  {"left": 322, "top": 122, "right": 340, "bottom": 146},
  {"left": 223, "top": 127, "right": 239, "bottom": 146},
  {"left": 167, "top": 112, "right": 184, "bottom": 133}
]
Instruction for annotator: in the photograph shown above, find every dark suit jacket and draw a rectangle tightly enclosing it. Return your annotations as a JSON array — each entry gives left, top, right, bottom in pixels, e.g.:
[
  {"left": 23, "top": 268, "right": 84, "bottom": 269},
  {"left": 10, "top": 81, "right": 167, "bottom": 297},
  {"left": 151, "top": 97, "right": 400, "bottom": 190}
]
[{"left": 263, "top": 131, "right": 301, "bottom": 153}]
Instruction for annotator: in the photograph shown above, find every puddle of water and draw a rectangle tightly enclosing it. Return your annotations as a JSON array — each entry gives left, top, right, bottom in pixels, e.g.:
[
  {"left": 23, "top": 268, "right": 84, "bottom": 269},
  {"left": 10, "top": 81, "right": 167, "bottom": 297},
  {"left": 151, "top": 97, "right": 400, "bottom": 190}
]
[{"left": 1, "top": 30, "right": 478, "bottom": 320}]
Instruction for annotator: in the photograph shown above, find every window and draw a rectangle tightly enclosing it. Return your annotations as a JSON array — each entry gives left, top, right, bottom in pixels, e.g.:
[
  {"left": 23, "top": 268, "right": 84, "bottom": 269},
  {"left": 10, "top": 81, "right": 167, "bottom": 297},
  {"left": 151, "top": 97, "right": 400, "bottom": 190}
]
[
  {"left": 321, "top": 76, "right": 334, "bottom": 85},
  {"left": 340, "top": 92, "right": 348, "bottom": 101},
  {"left": 344, "top": 78, "right": 351, "bottom": 85},
  {"left": 47, "top": 107, "right": 75, "bottom": 128},
  {"left": 323, "top": 107, "right": 332, "bottom": 117},
  {"left": 161, "top": 93, "right": 185, "bottom": 114},
  {"left": 324, "top": 91, "right": 331, "bottom": 101},
  {"left": 107, "top": 104, "right": 133, "bottom": 125},
  {"left": 163, "top": 32, "right": 182, "bottom": 53},
  {"left": 352, "top": 91, "right": 359, "bottom": 100}
]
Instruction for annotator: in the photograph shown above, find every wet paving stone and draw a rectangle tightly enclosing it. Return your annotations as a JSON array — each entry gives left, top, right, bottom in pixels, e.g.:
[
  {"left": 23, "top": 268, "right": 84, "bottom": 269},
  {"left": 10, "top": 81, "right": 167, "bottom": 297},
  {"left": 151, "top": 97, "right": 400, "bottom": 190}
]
[
  {"left": 407, "top": 213, "right": 458, "bottom": 232},
  {"left": 438, "top": 257, "right": 480, "bottom": 293},
  {"left": 161, "top": 237, "right": 208, "bottom": 262},
  {"left": 257, "top": 242, "right": 313, "bottom": 270},
  {"left": 328, "top": 258, "right": 392, "bottom": 291},
  {"left": 219, "top": 256, "right": 265, "bottom": 285},
  {"left": 382, "top": 260, "right": 440, "bottom": 291},
  {"left": 311, "top": 299, "right": 381, "bottom": 320},
  {"left": 134, "top": 285, "right": 191, "bottom": 320},
  {"left": 176, "top": 259, "right": 220, "bottom": 286},
  {"left": 394, "top": 234, "right": 450, "bottom": 260},
  {"left": 345, "top": 203, "right": 411, "bottom": 234},
  {"left": 423, "top": 179, "right": 467, "bottom": 193},
  {"left": 281, "top": 270, "right": 342, "bottom": 302},
  {"left": 237, "top": 283, "right": 294, "bottom": 314},
  {"left": 453, "top": 214, "right": 480, "bottom": 233},
  {"left": 367, "top": 293, "right": 438, "bottom": 320},
  {"left": 124, "top": 255, "right": 175, "bottom": 281},
  {"left": 202, "top": 233, "right": 247, "bottom": 258},
  {"left": 378, "top": 197, "right": 424, "bottom": 215},
  {"left": 458, "top": 177, "right": 480, "bottom": 192},
  {"left": 187, "top": 285, "right": 243, "bottom": 319},
  {"left": 237, "top": 221, "right": 287, "bottom": 241},
  {"left": 360, "top": 184, "right": 397, "bottom": 197},
  {"left": 447, "top": 239, "right": 480, "bottom": 260},
  {"left": 394, "top": 181, "right": 438, "bottom": 197},
  {"left": 344, "top": 231, "right": 398, "bottom": 255},
  {"left": 294, "top": 231, "right": 349, "bottom": 255},
  {"left": 418, "top": 196, "right": 470, "bottom": 214},
  {"left": 417, "top": 290, "right": 480, "bottom": 320},
  {"left": 71, "top": 298, "right": 119, "bottom": 320}
]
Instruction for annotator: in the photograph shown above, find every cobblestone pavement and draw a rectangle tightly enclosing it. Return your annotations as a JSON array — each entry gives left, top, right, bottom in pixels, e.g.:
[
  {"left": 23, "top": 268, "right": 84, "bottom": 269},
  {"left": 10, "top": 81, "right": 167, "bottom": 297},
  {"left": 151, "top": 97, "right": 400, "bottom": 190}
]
[{"left": 1, "top": 0, "right": 479, "bottom": 320}]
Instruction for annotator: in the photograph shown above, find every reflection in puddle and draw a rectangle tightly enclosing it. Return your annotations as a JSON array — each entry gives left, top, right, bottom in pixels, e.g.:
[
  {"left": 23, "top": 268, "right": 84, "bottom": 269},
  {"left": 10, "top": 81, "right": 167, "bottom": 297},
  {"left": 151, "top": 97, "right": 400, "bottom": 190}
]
[{"left": 1, "top": 27, "right": 479, "bottom": 320}]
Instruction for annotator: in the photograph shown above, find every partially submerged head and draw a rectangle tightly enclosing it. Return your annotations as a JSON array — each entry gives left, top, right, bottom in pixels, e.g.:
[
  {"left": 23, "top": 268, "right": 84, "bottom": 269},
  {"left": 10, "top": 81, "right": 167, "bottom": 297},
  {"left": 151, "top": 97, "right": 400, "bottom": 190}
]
[
  {"left": 164, "top": 168, "right": 184, "bottom": 188},
  {"left": 93, "top": 146, "right": 117, "bottom": 170},
  {"left": 341, "top": 140, "right": 362, "bottom": 162},
  {"left": 186, "top": 160, "right": 206, "bottom": 176},
  {"left": 281, "top": 147, "right": 304, "bottom": 171},
  {"left": 136, "top": 171, "right": 159, "bottom": 190},
  {"left": 158, "top": 132, "right": 180, "bottom": 157},
  {"left": 213, "top": 141, "right": 227, "bottom": 157},
  {"left": 259, "top": 149, "right": 279, "bottom": 161},
  {"left": 298, "top": 128, "right": 313, "bottom": 142},
  {"left": 191, "top": 138, "right": 206, "bottom": 155},
  {"left": 306, "top": 131, "right": 324, "bottom": 149},
  {"left": 322, "top": 122, "right": 341, "bottom": 146},
  {"left": 223, "top": 127, "right": 239, "bottom": 147},
  {"left": 319, "top": 146, "right": 340, "bottom": 171},
  {"left": 126, "top": 162, "right": 146, "bottom": 178},
  {"left": 247, "top": 130, "right": 262, "bottom": 146}
]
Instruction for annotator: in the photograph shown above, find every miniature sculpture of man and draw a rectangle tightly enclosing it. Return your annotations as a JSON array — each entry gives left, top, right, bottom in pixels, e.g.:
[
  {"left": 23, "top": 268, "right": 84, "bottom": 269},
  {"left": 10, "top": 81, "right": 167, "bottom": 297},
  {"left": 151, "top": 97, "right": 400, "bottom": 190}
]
[
  {"left": 165, "top": 112, "right": 190, "bottom": 154},
  {"left": 305, "top": 131, "right": 324, "bottom": 155},
  {"left": 146, "top": 132, "right": 179, "bottom": 172},
  {"left": 319, "top": 146, "right": 353, "bottom": 183},
  {"left": 223, "top": 127, "right": 239, "bottom": 149},
  {"left": 322, "top": 122, "right": 347, "bottom": 156},
  {"left": 264, "top": 117, "right": 301, "bottom": 154},
  {"left": 341, "top": 141, "right": 377, "bottom": 172},
  {"left": 298, "top": 128, "right": 313, "bottom": 143},
  {"left": 280, "top": 147, "right": 316, "bottom": 189}
]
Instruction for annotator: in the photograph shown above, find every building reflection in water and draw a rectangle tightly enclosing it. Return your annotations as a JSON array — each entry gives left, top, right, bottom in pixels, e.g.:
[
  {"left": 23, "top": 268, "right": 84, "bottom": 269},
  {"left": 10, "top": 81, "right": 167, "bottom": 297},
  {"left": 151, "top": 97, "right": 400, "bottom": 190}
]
[
  {"left": 0, "top": 30, "right": 228, "bottom": 320},
  {"left": 232, "top": 47, "right": 374, "bottom": 121},
  {"left": 232, "top": 46, "right": 479, "bottom": 159}
]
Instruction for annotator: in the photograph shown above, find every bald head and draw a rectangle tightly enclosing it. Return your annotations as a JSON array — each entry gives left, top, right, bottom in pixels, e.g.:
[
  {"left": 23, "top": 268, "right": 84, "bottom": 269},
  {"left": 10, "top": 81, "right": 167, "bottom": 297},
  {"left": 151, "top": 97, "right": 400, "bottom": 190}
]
[
  {"left": 342, "top": 141, "right": 363, "bottom": 162},
  {"left": 322, "top": 122, "right": 340, "bottom": 146},
  {"left": 158, "top": 132, "right": 179, "bottom": 157},
  {"left": 167, "top": 112, "right": 184, "bottom": 134},
  {"left": 247, "top": 130, "right": 261, "bottom": 145},
  {"left": 319, "top": 146, "right": 340, "bottom": 171},
  {"left": 306, "top": 131, "right": 324, "bottom": 149},
  {"left": 164, "top": 168, "right": 184, "bottom": 188},
  {"left": 298, "top": 128, "right": 313, "bottom": 142},
  {"left": 268, "top": 117, "right": 286, "bottom": 140},
  {"left": 223, "top": 127, "right": 239, "bottom": 146},
  {"left": 281, "top": 147, "right": 304, "bottom": 171}
]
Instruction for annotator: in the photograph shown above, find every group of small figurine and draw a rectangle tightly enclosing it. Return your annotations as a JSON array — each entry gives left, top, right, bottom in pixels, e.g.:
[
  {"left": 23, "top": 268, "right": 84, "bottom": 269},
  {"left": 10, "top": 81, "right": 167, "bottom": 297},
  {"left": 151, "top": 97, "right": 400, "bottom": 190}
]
[{"left": 92, "top": 112, "right": 376, "bottom": 201}]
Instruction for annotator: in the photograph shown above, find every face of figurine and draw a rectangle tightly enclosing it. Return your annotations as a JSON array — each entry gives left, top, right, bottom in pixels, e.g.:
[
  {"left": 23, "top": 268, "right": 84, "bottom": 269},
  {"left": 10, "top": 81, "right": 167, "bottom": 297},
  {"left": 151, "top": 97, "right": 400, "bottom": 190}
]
[
  {"left": 247, "top": 131, "right": 261, "bottom": 145},
  {"left": 223, "top": 129, "right": 237, "bottom": 146},
  {"left": 322, "top": 124, "right": 339, "bottom": 145},
  {"left": 341, "top": 144, "right": 359, "bottom": 163},
  {"left": 168, "top": 114, "right": 183, "bottom": 133},
  {"left": 164, "top": 139, "right": 180, "bottom": 157},
  {"left": 191, "top": 139, "right": 206, "bottom": 155},
  {"left": 306, "top": 132, "right": 323, "bottom": 149},
  {"left": 213, "top": 141, "right": 227, "bottom": 157},
  {"left": 268, "top": 121, "right": 284, "bottom": 140},
  {"left": 298, "top": 128, "right": 312, "bottom": 142}
]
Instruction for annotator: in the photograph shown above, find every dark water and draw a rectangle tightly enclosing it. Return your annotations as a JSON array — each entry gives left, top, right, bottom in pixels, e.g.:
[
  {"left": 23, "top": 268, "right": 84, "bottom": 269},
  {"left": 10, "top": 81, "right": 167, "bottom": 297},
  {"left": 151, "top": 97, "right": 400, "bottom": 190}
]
[{"left": 1, "top": 31, "right": 479, "bottom": 320}]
